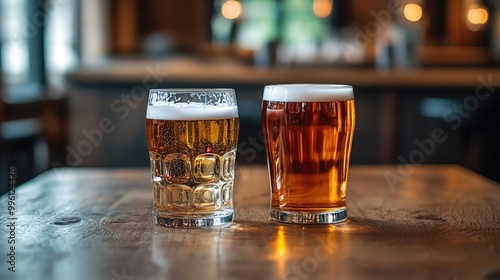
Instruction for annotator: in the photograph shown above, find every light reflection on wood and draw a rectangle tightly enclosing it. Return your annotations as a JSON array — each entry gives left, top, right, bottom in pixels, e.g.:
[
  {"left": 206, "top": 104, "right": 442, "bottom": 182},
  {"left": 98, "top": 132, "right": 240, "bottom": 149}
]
[{"left": 0, "top": 165, "right": 499, "bottom": 279}]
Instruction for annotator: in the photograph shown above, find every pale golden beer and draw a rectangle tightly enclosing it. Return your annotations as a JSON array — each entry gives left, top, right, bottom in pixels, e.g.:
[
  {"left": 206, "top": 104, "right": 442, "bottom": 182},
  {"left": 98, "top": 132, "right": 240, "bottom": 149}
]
[
  {"left": 146, "top": 89, "right": 239, "bottom": 227},
  {"left": 261, "top": 84, "right": 355, "bottom": 224}
]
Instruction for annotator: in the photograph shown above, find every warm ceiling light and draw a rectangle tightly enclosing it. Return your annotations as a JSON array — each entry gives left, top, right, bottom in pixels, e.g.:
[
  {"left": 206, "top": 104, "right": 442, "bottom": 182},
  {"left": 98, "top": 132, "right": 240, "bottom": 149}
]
[
  {"left": 403, "top": 3, "right": 423, "bottom": 22},
  {"left": 467, "top": 6, "right": 488, "bottom": 25},
  {"left": 313, "top": 0, "right": 333, "bottom": 18},
  {"left": 221, "top": 0, "right": 242, "bottom": 20}
]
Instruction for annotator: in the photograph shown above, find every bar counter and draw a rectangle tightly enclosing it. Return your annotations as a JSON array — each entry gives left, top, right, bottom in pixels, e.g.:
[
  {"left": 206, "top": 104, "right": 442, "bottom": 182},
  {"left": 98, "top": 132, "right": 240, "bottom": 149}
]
[
  {"left": 68, "top": 57, "right": 500, "bottom": 88},
  {"left": 1, "top": 165, "right": 500, "bottom": 280}
]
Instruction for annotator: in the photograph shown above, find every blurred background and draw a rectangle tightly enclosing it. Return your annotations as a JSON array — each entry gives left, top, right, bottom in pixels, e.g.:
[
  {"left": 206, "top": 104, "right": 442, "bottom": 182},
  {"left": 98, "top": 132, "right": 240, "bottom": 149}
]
[{"left": 1, "top": 0, "right": 499, "bottom": 194}]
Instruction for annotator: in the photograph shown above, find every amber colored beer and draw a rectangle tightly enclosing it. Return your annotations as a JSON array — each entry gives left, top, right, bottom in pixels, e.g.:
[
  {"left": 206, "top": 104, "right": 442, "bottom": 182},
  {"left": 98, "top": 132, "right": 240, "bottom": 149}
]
[
  {"left": 262, "top": 84, "right": 355, "bottom": 223},
  {"left": 146, "top": 117, "right": 239, "bottom": 213}
]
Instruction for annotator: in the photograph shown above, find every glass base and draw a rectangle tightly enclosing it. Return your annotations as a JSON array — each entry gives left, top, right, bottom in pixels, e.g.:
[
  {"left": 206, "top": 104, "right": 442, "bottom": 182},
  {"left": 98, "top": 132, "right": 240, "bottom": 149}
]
[
  {"left": 153, "top": 210, "right": 233, "bottom": 228},
  {"left": 270, "top": 208, "right": 347, "bottom": 224}
]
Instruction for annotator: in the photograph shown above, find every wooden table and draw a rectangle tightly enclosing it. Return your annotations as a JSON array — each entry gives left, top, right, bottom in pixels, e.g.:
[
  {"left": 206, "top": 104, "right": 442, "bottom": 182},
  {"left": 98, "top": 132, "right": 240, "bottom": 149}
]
[{"left": 1, "top": 165, "right": 500, "bottom": 280}]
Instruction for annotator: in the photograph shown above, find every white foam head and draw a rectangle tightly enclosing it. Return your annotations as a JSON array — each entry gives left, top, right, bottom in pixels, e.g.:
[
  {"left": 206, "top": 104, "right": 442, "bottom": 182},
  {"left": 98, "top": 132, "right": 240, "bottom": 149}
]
[
  {"left": 263, "top": 84, "right": 354, "bottom": 102},
  {"left": 147, "top": 105, "right": 238, "bottom": 120}
]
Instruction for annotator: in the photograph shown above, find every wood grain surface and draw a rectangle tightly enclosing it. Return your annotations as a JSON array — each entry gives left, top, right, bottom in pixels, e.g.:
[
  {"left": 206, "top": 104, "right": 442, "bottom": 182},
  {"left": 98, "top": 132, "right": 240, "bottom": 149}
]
[{"left": 1, "top": 165, "right": 499, "bottom": 280}]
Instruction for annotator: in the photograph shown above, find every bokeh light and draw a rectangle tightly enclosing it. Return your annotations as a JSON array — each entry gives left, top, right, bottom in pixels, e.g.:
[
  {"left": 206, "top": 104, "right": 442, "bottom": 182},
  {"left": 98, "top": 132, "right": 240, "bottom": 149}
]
[
  {"left": 313, "top": 0, "right": 333, "bottom": 18},
  {"left": 467, "top": 6, "right": 488, "bottom": 25},
  {"left": 404, "top": 3, "right": 423, "bottom": 22},
  {"left": 221, "top": 0, "right": 242, "bottom": 20}
]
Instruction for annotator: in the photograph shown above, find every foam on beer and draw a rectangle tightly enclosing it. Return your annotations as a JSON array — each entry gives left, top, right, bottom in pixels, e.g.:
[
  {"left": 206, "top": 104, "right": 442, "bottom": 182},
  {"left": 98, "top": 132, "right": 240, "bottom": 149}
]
[
  {"left": 147, "top": 105, "right": 238, "bottom": 120},
  {"left": 263, "top": 84, "right": 353, "bottom": 102}
]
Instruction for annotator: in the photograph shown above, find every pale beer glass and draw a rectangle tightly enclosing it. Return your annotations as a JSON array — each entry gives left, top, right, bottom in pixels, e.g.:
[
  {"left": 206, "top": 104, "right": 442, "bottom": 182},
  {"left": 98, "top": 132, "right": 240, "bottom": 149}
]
[
  {"left": 262, "top": 84, "right": 355, "bottom": 224},
  {"left": 146, "top": 89, "right": 239, "bottom": 227}
]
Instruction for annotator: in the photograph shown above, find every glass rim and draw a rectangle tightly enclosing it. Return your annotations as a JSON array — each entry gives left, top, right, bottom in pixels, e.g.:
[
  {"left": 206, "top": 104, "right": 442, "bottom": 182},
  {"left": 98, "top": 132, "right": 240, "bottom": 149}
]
[
  {"left": 149, "top": 88, "right": 235, "bottom": 94},
  {"left": 147, "top": 88, "right": 238, "bottom": 120},
  {"left": 263, "top": 84, "right": 354, "bottom": 102},
  {"left": 265, "top": 84, "right": 352, "bottom": 89}
]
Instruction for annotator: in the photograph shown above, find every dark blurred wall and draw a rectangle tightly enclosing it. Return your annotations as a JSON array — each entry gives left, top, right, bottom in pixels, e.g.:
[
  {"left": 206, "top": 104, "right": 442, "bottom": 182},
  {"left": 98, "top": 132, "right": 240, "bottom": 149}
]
[{"left": 109, "top": 0, "right": 212, "bottom": 54}]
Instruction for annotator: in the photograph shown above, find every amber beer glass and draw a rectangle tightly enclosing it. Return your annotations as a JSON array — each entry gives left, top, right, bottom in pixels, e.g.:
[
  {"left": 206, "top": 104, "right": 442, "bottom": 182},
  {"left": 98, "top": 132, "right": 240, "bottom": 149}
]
[
  {"left": 146, "top": 89, "right": 239, "bottom": 227},
  {"left": 262, "top": 84, "right": 355, "bottom": 224}
]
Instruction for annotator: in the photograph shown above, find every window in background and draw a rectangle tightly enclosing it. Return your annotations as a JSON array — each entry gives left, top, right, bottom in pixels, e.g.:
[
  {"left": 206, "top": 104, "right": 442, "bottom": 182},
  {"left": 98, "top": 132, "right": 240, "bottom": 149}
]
[
  {"left": 280, "top": 0, "right": 331, "bottom": 62},
  {"left": 0, "top": 0, "right": 79, "bottom": 102},
  {"left": 236, "top": 0, "right": 279, "bottom": 50},
  {"left": 45, "top": 0, "right": 79, "bottom": 94},
  {"left": 1, "top": 0, "right": 44, "bottom": 103},
  {"left": 228, "top": 0, "right": 332, "bottom": 64},
  {"left": 1, "top": 0, "right": 30, "bottom": 88}
]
